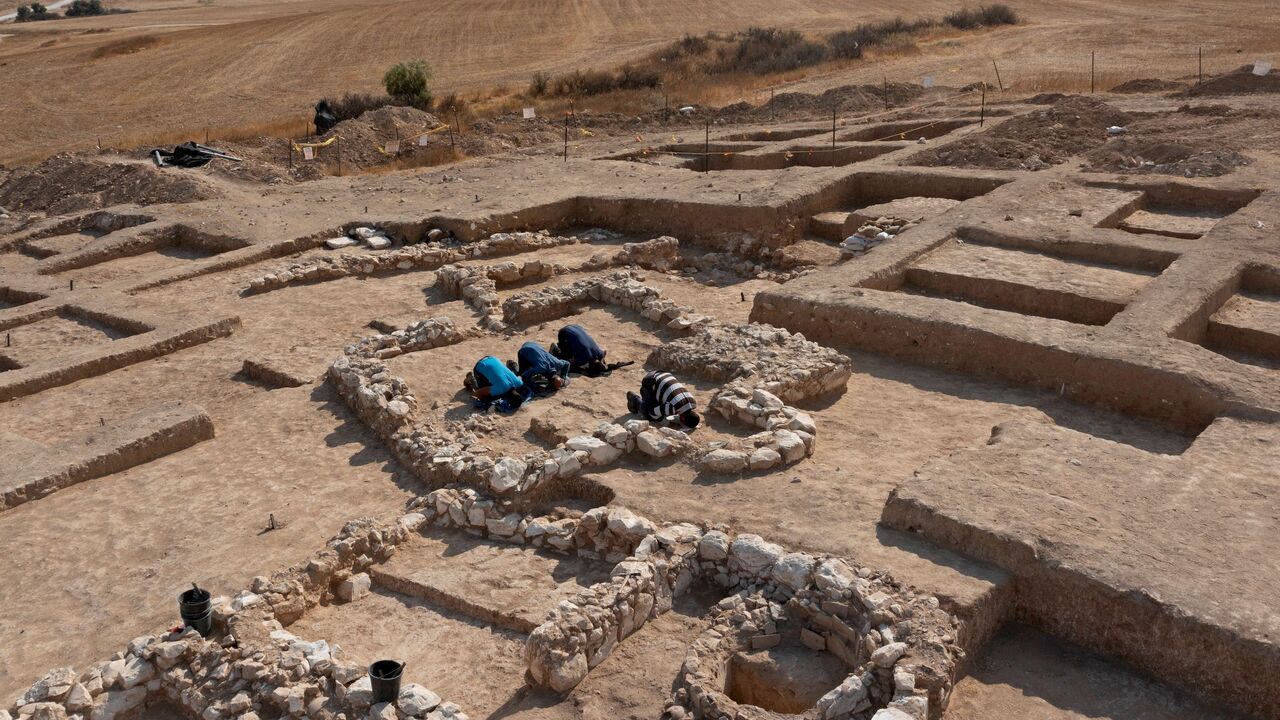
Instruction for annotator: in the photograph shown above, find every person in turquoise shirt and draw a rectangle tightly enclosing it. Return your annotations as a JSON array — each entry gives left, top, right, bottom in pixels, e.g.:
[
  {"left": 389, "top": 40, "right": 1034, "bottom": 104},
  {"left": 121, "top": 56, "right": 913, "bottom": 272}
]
[{"left": 465, "top": 355, "right": 530, "bottom": 412}]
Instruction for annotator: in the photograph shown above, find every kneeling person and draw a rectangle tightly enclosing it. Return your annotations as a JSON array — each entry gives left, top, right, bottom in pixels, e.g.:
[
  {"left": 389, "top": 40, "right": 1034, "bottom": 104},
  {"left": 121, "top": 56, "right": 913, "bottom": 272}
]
[
  {"left": 466, "top": 355, "right": 530, "bottom": 412},
  {"left": 552, "top": 324, "right": 610, "bottom": 377},
  {"left": 627, "top": 370, "right": 700, "bottom": 430},
  {"left": 516, "top": 341, "right": 570, "bottom": 395}
]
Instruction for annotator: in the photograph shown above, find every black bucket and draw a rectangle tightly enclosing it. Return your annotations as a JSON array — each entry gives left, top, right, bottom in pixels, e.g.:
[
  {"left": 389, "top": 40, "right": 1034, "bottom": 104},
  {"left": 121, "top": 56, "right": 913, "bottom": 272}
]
[
  {"left": 369, "top": 660, "right": 404, "bottom": 704},
  {"left": 179, "top": 583, "right": 212, "bottom": 635},
  {"left": 187, "top": 607, "right": 214, "bottom": 637}
]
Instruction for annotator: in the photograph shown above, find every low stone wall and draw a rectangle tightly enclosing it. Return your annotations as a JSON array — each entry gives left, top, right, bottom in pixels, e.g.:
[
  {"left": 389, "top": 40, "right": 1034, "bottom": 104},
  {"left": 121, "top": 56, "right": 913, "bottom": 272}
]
[
  {"left": 4, "top": 515, "right": 468, "bottom": 720},
  {"left": 402, "top": 486, "right": 961, "bottom": 716},
  {"left": 328, "top": 271, "right": 846, "bottom": 506},
  {"left": 244, "top": 231, "right": 581, "bottom": 294}
]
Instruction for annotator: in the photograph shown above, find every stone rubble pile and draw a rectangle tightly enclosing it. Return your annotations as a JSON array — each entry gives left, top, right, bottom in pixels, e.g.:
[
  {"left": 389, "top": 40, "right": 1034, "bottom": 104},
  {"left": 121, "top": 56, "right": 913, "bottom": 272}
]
[
  {"left": 5, "top": 515, "right": 468, "bottom": 720},
  {"left": 840, "top": 216, "right": 917, "bottom": 256},
  {"left": 648, "top": 323, "right": 853, "bottom": 403},
  {"left": 245, "top": 230, "right": 580, "bottom": 294}
]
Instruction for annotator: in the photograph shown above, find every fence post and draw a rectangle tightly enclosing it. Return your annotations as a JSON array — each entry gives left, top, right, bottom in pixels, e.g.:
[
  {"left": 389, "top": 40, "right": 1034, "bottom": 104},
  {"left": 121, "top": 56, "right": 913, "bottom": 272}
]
[
  {"left": 883, "top": 75, "right": 889, "bottom": 110},
  {"left": 563, "top": 113, "right": 569, "bottom": 162},
  {"left": 980, "top": 83, "right": 986, "bottom": 126},
  {"left": 831, "top": 105, "right": 836, "bottom": 167},
  {"left": 1198, "top": 46, "right": 1203, "bottom": 85},
  {"left": 337, "top": 136, "right": 342, "bottom": 176},
  {"left": 992, "top": 59, "right": 1004, "bottom": 92},
  {"left": 454, "top": 108, "right": 461, "bottom": 135},
  {"left": 287, "top": 139, "right": 292, "bottom": 171},
  {"left": 704, "top": 121, "right": 710, "bottom": 173},
  {"left": 1091, "top": 51, "right": 1096, "bottom": 93}
]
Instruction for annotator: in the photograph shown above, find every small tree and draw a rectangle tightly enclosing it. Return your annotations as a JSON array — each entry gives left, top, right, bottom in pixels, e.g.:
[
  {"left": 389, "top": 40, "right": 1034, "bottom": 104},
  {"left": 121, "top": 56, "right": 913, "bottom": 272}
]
[
  {"left": 16, "top": 5, "right": 30, "bottom": 20},
  {"left": 383, "top": 60, "right": 432, "bottom": 109},
  {"left": 66, "top": 0, "right": 107, "bottom": 17}
]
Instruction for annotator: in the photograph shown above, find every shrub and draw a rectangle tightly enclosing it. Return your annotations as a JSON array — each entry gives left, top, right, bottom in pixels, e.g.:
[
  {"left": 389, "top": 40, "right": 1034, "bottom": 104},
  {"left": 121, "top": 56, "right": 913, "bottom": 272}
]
[
  {"left": 383, "top": 60, "right": 433, "bottom": 109},
  {"left": 15, "top": 3, "right": 58, "bottom": 21},
  {"left": 65, "top": 0, "right": 106, "bottom": 16},
  {"left": 433, "top": 92, "right": 470, "bottom": 120},
  {"left": 528, "top": 71, "right": 550, "bottom": 97},
  {"left": 826, "top": 16, "right": 937, "bottom": 59},
  {"left": 664, "top": 33, "right": 709, "bottom": 60},
  {"left": 944, "top": 4, "right": 1018, "bottom": 29},
  {"left": 618, "top": 64, "right": 661, "bottom": 90},
  {"left": 827, "top": 29, "right": 864, "bottom": 59}
]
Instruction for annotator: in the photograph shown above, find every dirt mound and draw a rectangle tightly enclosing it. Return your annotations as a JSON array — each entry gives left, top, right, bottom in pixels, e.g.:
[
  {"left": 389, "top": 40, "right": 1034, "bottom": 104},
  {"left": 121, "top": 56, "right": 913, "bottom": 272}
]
[
  {"left": 907, "top": 96, "right": 1131, "bottom": 171},
  {"left": 1110, "top": 78, "right": 1186, "bottom": 93},
  {"left": 753, "top": 82, "right": 930, "bottom": 118},
  {"left": 1025, "top": 93, "right": 1067, "bottom": 104},
  {"left": 0, "top": 153, "right": 217, "bottom": 215},
  {"left": 1185, "top": 64, "right": 1280, "bottom": 95},
  {"left": 313, "top": 106, "right": 450, "bottom": 172},
  {"left": 1084, "top": 139, "right": 1250, "bottom": 177}
]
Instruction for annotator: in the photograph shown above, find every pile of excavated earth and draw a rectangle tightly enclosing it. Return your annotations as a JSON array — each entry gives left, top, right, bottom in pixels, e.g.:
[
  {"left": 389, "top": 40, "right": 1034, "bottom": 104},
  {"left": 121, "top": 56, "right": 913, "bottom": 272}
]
[{"left": 2, "top": 64, "right": 1280, "bottom": 720}]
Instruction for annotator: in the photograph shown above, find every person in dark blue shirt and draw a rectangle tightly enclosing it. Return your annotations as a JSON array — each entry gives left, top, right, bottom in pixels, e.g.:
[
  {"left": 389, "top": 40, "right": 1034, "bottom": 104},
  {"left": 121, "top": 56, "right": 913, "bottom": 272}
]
[
  {"left": 465, "top": 355, "right": 530, "bottom": 412},
  {"left": 551, "top": 324, "right": 610, "bottom": 376},
  {"left": 515, "top": 341, "right": 570, "bottom": 395}
]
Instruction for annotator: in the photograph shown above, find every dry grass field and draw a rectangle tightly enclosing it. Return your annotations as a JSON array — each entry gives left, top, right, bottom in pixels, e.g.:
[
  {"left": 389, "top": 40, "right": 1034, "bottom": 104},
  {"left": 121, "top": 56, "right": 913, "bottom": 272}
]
[{"left": 2, "top": 0, "right": 1280, "bottom": 163}]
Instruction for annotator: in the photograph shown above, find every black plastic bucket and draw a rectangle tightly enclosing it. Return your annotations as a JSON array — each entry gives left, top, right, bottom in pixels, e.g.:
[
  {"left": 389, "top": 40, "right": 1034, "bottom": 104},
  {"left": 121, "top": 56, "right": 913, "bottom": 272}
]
[
  {"left": 369, "top": 660, "right": 404, "bottom": 704},
  {"left": 187, "top": 607, "right": 214, "bottom": 637},
  {"left": 179, "top": 583, "right": 212, "bottom": 635}
]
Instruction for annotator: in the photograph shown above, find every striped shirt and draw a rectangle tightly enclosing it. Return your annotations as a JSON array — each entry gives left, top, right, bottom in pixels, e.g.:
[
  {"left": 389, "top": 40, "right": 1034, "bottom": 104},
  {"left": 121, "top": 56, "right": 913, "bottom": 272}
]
[{"left": 643, "top": 371, "right": 695, "bottom": 420}]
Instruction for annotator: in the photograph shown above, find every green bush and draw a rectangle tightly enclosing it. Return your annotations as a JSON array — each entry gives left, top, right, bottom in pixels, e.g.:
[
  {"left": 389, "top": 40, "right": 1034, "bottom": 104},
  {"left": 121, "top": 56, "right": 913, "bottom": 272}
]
[
  {"left": 15, "top": 3, "right": 58, "bottom": 21},
  {"left": 65, "top": 0, "right": 106, "bottom": 16},
  {"left": 383, "top": 60, "right": 433, "bottom": 109}
]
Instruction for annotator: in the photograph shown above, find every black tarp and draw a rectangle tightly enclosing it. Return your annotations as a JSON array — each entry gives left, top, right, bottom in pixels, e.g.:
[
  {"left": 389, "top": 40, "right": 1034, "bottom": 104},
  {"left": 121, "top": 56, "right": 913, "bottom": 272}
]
[{"left": 151, "top": 142, "right": 242, "bottom": 168}]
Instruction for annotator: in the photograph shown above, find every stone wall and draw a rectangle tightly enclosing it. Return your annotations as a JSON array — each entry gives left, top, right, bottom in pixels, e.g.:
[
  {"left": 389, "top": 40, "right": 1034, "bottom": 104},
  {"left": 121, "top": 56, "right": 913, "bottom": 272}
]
[
  {"left": 398, "top": 486, "right": 961, "bottom": 716},
  {"left": 4, "top": 515, "right": 468, "bottom": 720},
  {"left": 244, "top": 231, "right": 582, "bottom": 294}
]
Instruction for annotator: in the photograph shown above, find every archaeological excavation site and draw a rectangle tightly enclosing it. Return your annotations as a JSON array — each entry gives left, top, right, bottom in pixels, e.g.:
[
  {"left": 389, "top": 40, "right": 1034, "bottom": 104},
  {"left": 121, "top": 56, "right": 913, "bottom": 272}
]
[{"left": 2, "top": 70, "right": 1279, "bottom": 720}]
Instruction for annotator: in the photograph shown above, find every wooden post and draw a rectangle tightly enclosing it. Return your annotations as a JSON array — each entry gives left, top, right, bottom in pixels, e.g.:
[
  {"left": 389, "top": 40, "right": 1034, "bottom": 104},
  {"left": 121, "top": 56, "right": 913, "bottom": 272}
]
[
  {"left": 831, "top": 105, "right": 837, "bottom": 166},
  {"left": 449, "top": 125, "right": 455, "bottom": 151},
  {"left": 1091, "top": 51, "right": 1096, "bottom": 93},
  {"left": 883, "top": 75, "right": 889, "bottom": 110},
  {"left": 704, "top": 121, "right": 709, "bottom": 173},
  {"left": 992, "top": 59, "right": 1004, "bottom": 92},
  {"left": 980, "top": 83, "right": 986, "bottom": 126},
  {"left": 205, "top": 128, "right": 209, "bottom": 144},
  {"left": 1198, "top": 46, "right": 1203, "bottom": 85},
  {"left": 287, "top": 139, "right": 292, "bottom": 171},
  {"left": 454, "top": 108, "right": 461, "bottom": 135},
  {"left": 337, "top": 136, "right": 342, "bottom": 176}
]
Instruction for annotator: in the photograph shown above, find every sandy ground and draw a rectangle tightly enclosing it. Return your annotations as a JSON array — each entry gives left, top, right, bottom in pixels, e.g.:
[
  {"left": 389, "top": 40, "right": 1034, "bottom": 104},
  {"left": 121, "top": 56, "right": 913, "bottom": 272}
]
[
  {"left": 0, "top": 81, "right": 1276, "bottom": 720},
  {"left": 946, "top": 625, "right": 1236, "bottom": 720},
  {"left": 3, "top": 0, "right": 1280, "bottom": 161}
]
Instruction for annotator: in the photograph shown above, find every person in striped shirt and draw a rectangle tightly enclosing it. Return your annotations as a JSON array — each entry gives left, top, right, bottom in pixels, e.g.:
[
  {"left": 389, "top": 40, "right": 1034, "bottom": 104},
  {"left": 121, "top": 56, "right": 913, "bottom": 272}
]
[{"left": 627, "top": 370, "right": 701, "bottom": 430}]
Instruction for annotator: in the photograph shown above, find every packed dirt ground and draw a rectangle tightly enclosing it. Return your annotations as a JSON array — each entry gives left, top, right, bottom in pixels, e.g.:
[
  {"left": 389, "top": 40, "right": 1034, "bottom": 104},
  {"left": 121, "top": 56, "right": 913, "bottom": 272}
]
[{"left": 2, "top": 26, "right": 1280, "bottom": 720}]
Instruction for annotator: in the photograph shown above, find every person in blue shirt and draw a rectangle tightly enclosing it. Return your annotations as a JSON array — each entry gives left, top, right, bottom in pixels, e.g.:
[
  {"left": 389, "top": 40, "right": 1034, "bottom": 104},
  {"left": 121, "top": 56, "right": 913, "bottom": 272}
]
[
  {"left": 465, "top": 355, "right": 530, "bottom": 412},
  {"left": 550, "top": 324, "right": 610, "bottom": 377},
  {"left": 513, "top": 341, "right": 570, "bottom": 395}
]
